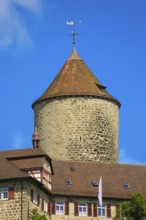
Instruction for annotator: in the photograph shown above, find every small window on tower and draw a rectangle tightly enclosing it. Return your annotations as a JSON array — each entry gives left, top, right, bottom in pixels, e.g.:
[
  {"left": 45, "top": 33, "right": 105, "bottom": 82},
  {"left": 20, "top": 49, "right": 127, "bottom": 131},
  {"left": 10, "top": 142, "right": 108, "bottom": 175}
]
[
  {"left": 96, "top": 83, "right": 106, "bottom": 92},
  {"left": 65, "top": 179, "right": 72, "bottom": 185}
]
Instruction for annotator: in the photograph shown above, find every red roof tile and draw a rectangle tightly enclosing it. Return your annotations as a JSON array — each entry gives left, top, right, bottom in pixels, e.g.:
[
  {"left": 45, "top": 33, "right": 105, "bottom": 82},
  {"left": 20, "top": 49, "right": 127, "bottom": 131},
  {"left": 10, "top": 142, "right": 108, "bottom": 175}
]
[
  {"left": 32, "top": 49, "right": 120, "bottom": 108},
  {"left": 0, "top": 157, "right": 29, "bottom": 180},
  {"left": 0, "top": 148, "right": 53, "bottom": 179},
  {"left": 52, "top": 161, "right": 146, "bottom": 199},
  {"left": 0, "top": 148, "right": 51, "bottom": 160},
  {"left": 10, "top": 157, "right": 45, "bottom": 169}
]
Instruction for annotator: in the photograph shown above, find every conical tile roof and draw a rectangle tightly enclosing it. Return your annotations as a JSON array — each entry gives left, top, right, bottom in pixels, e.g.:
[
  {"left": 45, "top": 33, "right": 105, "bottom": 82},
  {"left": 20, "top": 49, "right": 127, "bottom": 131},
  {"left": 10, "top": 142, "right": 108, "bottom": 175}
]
[{"left": 32, "top": 49, "right": 120, "bottom": 108}]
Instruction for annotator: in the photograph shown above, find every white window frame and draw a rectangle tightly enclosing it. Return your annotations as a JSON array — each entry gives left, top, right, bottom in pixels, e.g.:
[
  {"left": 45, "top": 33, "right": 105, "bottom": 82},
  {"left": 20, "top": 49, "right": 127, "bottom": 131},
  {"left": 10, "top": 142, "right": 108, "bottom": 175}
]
[
  {"left": 98, "top": 205, "right": 106, "bottom": 217},
  {"left": 33, "top": 191, "right": 38, "bottom": 205},
  {"left": 0, "top": 188, "right": 8, "bottom": 200},
  {"left": 56, "top": 202, "right": 64, "bottom": 214},
  {"left": 43, "top": 200, "right": 48, "bottom": 212},
  {"left": 79, "top": 203, "right": 87, "bottom": 216}
]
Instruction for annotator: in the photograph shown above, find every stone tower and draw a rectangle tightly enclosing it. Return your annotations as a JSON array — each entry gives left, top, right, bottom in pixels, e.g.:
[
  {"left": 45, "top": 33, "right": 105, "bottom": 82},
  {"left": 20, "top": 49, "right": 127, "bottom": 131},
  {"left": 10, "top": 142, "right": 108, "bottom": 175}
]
[{"left": 32, "top": 49, "right": 120, "bottom": 163}]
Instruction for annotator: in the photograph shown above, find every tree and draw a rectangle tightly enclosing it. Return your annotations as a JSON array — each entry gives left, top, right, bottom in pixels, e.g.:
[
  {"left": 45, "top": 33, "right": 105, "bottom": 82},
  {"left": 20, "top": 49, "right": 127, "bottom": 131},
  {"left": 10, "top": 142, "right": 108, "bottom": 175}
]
[
  {"left": 30, "top": 208, "right": 48, "bottom": 220},
  {"left": 113, "top": 192, "right": 146, "bottom": 220},
  {"left": 127, "top": 192, "right": 146, "bottom": 220},
  {"left": 120, "top": 201, "right": 133, "bottom": 220}
]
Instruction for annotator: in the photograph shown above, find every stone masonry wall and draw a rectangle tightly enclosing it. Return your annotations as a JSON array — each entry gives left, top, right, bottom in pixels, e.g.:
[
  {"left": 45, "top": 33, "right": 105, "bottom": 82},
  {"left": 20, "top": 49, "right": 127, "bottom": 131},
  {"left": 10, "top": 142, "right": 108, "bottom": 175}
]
[
  {"left": 0, "top": 179, "right": 119, "bottom": 220},
  {"left": 50, "top": 196, "right": 118, "bottom": 220},
  {"left": 0, "top": 180, "right": 50, "bottom": 220},
  {"left": 0, "top": 180, "right": 28, "bottom": 220},
  {"left": 51, "top": 202, "right": 116, "bottom": 220},
  {"left": 34, "top": 96, "right": 119, "bottom": 163},
  {"left": 28, "top": 180, "right": 50, "bottom": 219}
]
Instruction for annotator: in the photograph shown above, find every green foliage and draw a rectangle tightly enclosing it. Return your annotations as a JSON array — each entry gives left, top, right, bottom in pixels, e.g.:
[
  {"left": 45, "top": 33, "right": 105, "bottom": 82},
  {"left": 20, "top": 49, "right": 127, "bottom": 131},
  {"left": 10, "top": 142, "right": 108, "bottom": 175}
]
[
  {"left": 128, "top": 192, "right": 146, "bottom": 220},
  {"left": 121, "top": 201, "right": 132, "bottom": 220},
  {"left": 30, "top": 208, "right": 48, "bottom": 220},
  {"left": 113, "top": 203, "right": 126, "bottom": 220},
  {"left": 113, "top": 192, "right": 146, "bottom": 220}
]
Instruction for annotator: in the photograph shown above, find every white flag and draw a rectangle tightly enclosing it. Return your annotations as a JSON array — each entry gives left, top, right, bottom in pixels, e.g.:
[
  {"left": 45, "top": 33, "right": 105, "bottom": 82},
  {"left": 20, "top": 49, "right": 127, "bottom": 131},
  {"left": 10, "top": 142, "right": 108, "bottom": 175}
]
[{"left": 98, "top": 176, "right": 102, "bottom": 207}]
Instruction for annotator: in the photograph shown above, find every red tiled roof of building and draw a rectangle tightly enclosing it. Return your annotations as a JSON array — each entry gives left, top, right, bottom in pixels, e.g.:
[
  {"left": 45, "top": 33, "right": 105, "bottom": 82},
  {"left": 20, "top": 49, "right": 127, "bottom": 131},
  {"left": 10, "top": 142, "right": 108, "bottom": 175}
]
[
  {"left": 32, "top": 49, "right": 120, "bottom": 108},
  {"left": 0, "top": 148, "right": 51, "bottom": 160},
  {"left": 10, "top": 157, "right": 45, "bottom": 169},
  {"left": 0, "top": 157, "right": 29, "bottom": 180},
  {"left": 0, "top": 148, "right": 53, "bottom": 180},
  {"left": 52, "top": 160, "right": 146, "bottom": 199}
]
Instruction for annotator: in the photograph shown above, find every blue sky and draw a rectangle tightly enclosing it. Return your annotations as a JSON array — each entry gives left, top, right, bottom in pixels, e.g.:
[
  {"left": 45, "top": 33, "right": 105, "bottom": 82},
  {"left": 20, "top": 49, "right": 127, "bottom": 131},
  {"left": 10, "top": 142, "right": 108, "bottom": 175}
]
[{"left": 0, "top": 0, "right": 146, "bottom": 164}]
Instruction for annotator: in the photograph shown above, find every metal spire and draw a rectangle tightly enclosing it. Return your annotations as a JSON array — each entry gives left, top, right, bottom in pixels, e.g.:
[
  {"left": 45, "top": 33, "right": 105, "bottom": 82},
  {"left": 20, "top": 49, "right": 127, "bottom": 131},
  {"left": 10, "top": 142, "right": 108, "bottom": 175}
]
[
  {"left": 66, "top": 20, "right": 82, "bottom": 49},
  {"left": 72, "top": 30, "right": 76, "bottom": 47}
]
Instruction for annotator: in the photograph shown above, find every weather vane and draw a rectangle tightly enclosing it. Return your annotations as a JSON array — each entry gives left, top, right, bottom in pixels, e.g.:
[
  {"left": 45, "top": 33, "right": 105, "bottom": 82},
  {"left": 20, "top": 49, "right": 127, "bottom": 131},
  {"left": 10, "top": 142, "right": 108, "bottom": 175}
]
[{"left": 66, "top": 20, "right": 82, "bottom": 48}]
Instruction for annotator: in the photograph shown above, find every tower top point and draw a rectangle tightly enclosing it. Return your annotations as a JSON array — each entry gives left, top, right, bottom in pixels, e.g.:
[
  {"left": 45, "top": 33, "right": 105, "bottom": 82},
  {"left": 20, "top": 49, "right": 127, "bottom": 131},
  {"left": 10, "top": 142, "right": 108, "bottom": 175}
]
[{"left": 66, "top": 20, "right": 82, "bottom": 49}]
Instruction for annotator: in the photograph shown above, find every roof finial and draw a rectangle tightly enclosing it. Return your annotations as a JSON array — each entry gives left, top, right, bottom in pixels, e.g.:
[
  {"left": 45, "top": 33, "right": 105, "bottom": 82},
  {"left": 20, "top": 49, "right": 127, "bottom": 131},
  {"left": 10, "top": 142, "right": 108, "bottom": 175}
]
[
  {"left": 66, "top": 20, "right": 82, "bottom": 50},
  {"left": 32, "top": 127, "right": 40, "bottom": 150}
]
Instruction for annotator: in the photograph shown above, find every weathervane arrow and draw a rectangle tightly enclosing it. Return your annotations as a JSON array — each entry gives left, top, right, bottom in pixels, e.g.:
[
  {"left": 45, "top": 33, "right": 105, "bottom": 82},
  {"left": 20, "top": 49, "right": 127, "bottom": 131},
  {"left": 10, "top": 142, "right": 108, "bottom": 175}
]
[
  {"left": 66, "top": 21, "right": 75, "bottom": 25},
  {"left": 66, "top": 20, "right": 82, "bottom": 48}
]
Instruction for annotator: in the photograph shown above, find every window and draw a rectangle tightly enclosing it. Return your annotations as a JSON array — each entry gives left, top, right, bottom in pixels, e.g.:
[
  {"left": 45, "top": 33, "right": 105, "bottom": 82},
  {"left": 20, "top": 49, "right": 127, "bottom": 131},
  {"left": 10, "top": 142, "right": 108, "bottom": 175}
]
[
  {"left": 33, "top": 191, "right": 38, "bottom": 205},
  {"left": 51, "top": 201, "right": 69, "bottom": 215},
  {"left": 124, "top": 183, "right": 130, "bottom": 189},
  {"left": 31, "top": 190, "right": 39, "bottom": 206},
  {"left": 92, "top": 180, "right": 98, "bottom": 187},
  {"left": 0, "top": 188, "right": 8, "bottom": 200},
  {"left": 79, "top": 204, "right": 87, "bottom": 216},
  {"left": 56, "top": 202, "right": 64, "bottom": 214},
  {"left": 98, "top": 205, "right": 106, "bottom": 217},
  {"left": 96, "top": 83, "right": 107, "bottom": 91},
  {"left": 65, "top": 179, "right": 72, "bottom": 185},
  {"left": 43, "top": 200, "right": 48, "bottom": 212}
]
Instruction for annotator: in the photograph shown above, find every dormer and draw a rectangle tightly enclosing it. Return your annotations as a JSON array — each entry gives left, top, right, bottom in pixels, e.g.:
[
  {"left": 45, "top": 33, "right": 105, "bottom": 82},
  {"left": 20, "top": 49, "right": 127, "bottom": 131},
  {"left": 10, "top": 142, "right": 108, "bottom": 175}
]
[{"left": 6, "top": 148, "right": 53, "bottom": 191}]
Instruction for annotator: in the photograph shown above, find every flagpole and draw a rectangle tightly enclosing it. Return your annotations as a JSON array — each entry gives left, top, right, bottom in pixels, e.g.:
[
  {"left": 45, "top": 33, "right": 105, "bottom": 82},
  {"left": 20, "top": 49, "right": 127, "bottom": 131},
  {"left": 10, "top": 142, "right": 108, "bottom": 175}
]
[{"left": 98, "top": 176, "right": 102, "bottom": 207}]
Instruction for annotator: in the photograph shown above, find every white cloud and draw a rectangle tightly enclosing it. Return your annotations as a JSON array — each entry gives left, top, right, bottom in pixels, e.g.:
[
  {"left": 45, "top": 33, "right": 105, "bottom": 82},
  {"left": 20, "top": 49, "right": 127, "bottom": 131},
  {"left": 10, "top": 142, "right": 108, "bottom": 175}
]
[
  {"left": 0, "top": 0, "right": 43, "bottom": 49},
  {"left": 119, "top": 148, "right": 145, "bottom": 165},
  {"left": 13, "top": 0, "right": 42, "bottom": 14}
]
